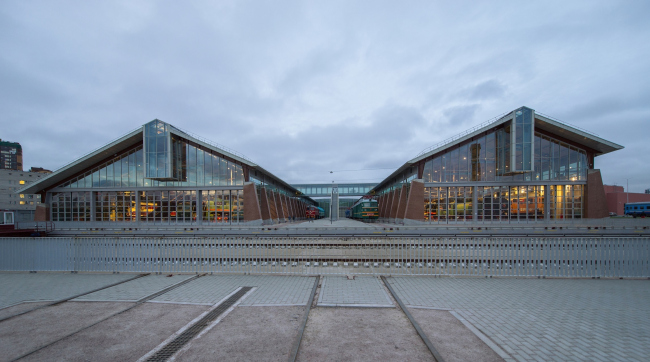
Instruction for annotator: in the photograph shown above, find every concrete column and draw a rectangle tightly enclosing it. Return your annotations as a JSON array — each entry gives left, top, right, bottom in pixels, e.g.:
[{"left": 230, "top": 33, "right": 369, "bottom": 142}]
[
  {"left": 196, "top": 190, "right": 202, "bottom": 224},
  {"left": 403, "top": 179, "right": 425, "bottom": 225},
  {"left": 544, "top": 185, "right": 550, "bottom": 221},
  {"left": 389, "top": 189, "right": 400, "bottom": 222},
  {"left": 396, "top": 184, "right": 409, "bottom": 223},
  {"left": 243, "top": 182, "right": 263, "bottom": 224},
  {"left": 585, "top": 169, "right": 608, "bottom": 219},
  {"left": 281, "top": 194, "right": 290, "bottom": 221},
  {"left": 268, "top": 190, "right": 278, "bottom": 222},
  {"left": 275, "top": 192, "right": 286, "bottom": 221},
  {"left": 473, "top": 186, "right": 478, "bottom": 221},
  {"left": 34, "top": 205, "right": 49, "bottom": 222},
  {"left": 259, "top": 187, "right": 273, "bottom": 225},
  {"left": 384, "top": 191, "right": 394, "bottom": 220}
]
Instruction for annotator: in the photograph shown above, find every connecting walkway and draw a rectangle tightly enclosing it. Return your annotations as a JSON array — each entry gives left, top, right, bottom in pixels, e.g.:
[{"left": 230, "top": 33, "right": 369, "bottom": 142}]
[{"left": 1, "top": 272, "right": 648, "bottom": 361}]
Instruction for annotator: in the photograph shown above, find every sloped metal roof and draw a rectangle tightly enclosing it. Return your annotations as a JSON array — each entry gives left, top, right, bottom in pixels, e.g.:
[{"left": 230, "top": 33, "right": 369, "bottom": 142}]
[
  {"left": 17, "top": 120, "right": 304, "bottom": 197},
  {"left": 370, "top": 107, "right": 624, "bottom": 193}
]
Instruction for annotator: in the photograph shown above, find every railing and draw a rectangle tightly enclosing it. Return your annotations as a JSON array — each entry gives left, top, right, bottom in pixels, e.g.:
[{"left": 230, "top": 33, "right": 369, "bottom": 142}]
[
  {"left": 535, "top": 112, "right": 599, "bottom": 137},
  {"left": 171, "top": 125, "right": 253, "bottom": 163},
  {"left": 14, "top": 221, "right": 55, "bottom": 233},
  {"left": 1, "top": 237, "right": 648, "bottom": 278},
  {"left": 416, "top": 110, "right": 602, "bottom": 158},
  {"left": 417, "top": 112, "right": 511, "bottom": 157}
]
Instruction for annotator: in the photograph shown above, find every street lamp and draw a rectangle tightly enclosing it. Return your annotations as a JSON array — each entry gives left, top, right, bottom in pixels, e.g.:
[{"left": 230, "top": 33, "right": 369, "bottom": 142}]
[{"left": 625, "top": 178, "right": 634, "bottom": 205}]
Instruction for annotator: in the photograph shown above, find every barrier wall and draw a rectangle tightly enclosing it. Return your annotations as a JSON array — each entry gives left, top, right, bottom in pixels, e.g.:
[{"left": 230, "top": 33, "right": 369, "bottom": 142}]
[{"left": 1, "top": 237, "right": 648, "bottom": 278}]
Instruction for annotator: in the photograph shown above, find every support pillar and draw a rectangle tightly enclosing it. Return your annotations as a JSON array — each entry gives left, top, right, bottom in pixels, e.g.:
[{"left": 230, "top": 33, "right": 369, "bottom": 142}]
[
  {"left": 243, "top": 182, "right": 263, "bottom": 225},
  {"left": 585, "top": 169, "right": 608, "bottom": 219},
  {"left": 396, "top": 184, "right": 409, "bottom": 224},
  {"left": 268, "top": 190, "right": 278, "bottom": 222},
  {"left": 259, "top": 187, "right": 273, "bottom": 225},
  {"left": 403, "top": 179, "right": 425, "bottom": 225},
  {"left": 276, "top": 192, "right": 286, "bottom": 222},
  {"left": 389, "top": 189, "right": 400, "bottom": 222}
]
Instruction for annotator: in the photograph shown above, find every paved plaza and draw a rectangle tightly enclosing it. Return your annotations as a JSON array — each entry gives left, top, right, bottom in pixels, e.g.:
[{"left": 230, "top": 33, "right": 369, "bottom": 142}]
[{"left": 0, "top": 272, "right": 648, "bottom": 361}]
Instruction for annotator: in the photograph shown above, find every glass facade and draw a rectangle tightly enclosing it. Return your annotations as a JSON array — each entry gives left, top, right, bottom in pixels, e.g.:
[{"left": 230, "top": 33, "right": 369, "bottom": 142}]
[
  {"left": 512, "top": 107, "right": 534, "bottom": 172},
  {"left": 422, "top": 184, "right": 582, "bottom": 223},
  {"left": 49, "top": 122, "right": 309, "bottom": 224},
  {"left": 422, "top": 129, "right": 587, "bottom": 183},
  {"left": 59, "top": 144, "right": 244, "bottom": 189},
  {"left": 376, "top": 114, "right": 591, "bottom": 224}
]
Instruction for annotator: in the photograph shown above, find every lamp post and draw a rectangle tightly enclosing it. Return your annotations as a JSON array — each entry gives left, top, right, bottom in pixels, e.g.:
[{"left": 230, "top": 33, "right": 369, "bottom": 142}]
[{"left": 625, "top": 178, "right": 634, "bottom": 205}]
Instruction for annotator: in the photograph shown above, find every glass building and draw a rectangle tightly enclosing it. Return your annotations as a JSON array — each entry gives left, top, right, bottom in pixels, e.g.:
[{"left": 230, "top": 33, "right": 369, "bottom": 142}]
[
  {"left": 372, "top": 106, "right": 623, "bottom": 223},
  {"left": 19, "top": 120, "right": 315, "bottom": 226}
]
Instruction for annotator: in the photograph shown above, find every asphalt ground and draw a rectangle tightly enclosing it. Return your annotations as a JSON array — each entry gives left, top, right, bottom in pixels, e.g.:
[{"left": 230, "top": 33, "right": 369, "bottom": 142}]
[{"left": 1, "top": 272, "right": 648, "bottom": 361}]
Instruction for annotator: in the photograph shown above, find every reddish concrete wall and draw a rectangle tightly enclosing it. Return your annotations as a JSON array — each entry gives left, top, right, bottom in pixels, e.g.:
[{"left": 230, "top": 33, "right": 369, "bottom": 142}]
[
  {"left": 389, "top": 189, "right": 400, "bottom": 219},
  {"left": 606, "top": 191, "right": 650, "bottom": 216},
  {"left": 396, "top": 184, "right": 408, "bottom": 220},
  {"left": 585, "top": 169, "right": 608, "bottom": 219},
  {"left": 404, "top": 180, "right": 424, "bottom": 221},
  {"left": 268, "top": 191, "right": 278, "bottom": 220},
  {"left": 34, "top": 205, "right": 49, "bottom": 222},
  {"left": 281, "top": 195, "right": 290, "bottom": 220},
  {"left": 259, "top": 187, "right": 273, "bottom": 224},
  {"left": 274, "top": 192, "right": 285, "bottom": 220},
  {"left": 604, "top": 185, "right": 624, "bottom": 194},
  {"left": 243, "top": 183, "right": 262, "bottom": 222}
]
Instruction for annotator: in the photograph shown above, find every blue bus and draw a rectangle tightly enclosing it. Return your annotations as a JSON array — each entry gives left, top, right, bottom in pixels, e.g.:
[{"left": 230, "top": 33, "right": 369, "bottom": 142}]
[{"left": 624, "top": 202, "right": 650, "bottom": 218}]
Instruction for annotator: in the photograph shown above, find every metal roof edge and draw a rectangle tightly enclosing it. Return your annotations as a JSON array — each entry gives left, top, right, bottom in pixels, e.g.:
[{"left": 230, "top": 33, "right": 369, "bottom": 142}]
[
  {"left": 16, "top": 128, "right": 143, "bottom": 194},
  {"left": 534, "top": 113, "right": 624, "bottom": 153}
]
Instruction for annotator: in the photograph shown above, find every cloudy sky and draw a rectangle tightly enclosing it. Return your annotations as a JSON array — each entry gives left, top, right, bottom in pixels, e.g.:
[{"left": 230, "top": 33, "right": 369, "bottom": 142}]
[{"left": 2, "top": 1, "right": 649, "bottom": 191}]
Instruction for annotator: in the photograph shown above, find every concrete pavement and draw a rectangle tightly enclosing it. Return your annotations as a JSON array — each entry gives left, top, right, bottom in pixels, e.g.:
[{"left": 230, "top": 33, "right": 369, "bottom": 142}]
[{"left": 1, "top": 272, "right": 648, "bottom": 361}]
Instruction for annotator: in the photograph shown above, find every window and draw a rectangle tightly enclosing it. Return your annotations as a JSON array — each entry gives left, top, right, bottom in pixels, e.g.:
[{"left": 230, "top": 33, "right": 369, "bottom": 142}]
[
  {"left": 19, "top": 201, "right": 26, "bottom": 205},
  {"left": 19, "top": 180, "right": 25, "bottom": 185},
  {"left": 19, "top": 194, "right": 24, "bottom": 198}
]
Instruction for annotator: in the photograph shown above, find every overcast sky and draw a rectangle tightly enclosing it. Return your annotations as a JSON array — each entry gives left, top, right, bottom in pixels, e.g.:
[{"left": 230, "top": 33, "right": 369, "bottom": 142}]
[{"left": 2, "top": 1, "right": 649, "bottom": 192}]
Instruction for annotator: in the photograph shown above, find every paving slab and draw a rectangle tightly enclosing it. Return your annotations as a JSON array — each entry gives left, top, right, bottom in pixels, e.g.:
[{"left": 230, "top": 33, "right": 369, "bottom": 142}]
[
  {"left": 318, "top": 276, "right": 393, "bottom": 307},
  {"left": 150, "top": 275, "right": 315, "bottom": 306},
  {"left": 0, "top": 301, "right": 133, "bottom": 362},
  {"left": 173, "top": 306, "right": 306, "bottom": 361},
  {"left": 0, "top": 301, "right": 50, "bottom": 320},
  {"left": 409, "top": 308, "right": 504, "bottom": 362},
  {"left": 21, "top": 303, "right": 208, "bottom": 362},
  {"left": 388, "top": 277, "right": 650, "bottom": 362},
  {"left": 73, "top": 274, "right": 193, "bottom": 302},
  {"left": 297, "top": 307, "right": 433, "bottom": 361},
  {"left": 0, "top": 273, "right": 135, "bottom": 308}
]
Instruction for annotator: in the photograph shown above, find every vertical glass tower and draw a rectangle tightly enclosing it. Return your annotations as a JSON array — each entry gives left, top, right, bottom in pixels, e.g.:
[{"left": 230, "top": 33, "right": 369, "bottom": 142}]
[{"left": 511, "top": 106, "right": 534, "bottom": 172}]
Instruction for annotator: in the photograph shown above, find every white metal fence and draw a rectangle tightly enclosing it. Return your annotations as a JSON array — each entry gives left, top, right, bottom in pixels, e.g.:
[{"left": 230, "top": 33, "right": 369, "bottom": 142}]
[{"left": 1, "top": 237, "right": 648, "bottom": 278}]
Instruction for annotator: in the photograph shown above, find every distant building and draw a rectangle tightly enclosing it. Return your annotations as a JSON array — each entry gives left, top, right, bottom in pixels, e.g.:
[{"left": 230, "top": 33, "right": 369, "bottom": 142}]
[
  {"left": 646, "top": 189, "right": 650, "bottom": 194},
  {"left": 371, "top": 106, "right": 624, "bottom": 223},
  {"left": 603, "top": 185, "right": 650, "bottom": 216},
  {"left": 29, "top": 167, "right": 53, "bottom": 174},
  {"left": 0, "top": 168, "right": 48, "bottom": 222},
  {"left": 18, "top": 119, "right": 316, "bottom": 226},
  {"left": 0, "top": 139, "right": 22, "bottom": 171}
]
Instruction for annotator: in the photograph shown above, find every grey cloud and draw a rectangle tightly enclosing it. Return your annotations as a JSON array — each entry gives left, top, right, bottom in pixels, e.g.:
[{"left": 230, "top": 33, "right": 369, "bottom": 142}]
[
  {"left": 443, "top": 104, "right": 480, "bottom": 126},
  {"left": 463, "top": 80, "right": 506, "bottom": 101},
  {"left": 1, "top": 1, "right": 650, "bottom": 189}
]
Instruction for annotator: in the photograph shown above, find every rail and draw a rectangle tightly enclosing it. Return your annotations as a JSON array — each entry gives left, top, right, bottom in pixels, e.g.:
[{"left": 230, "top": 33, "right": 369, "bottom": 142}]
[
  {"left": 171, "top": 125, "right": 253, "bottom": 162},
  {"left": 416, "top": 109, "right": 601, "bottom": 157},
  {"left": 1, "top": 236, "right": 648, "bottom": 278},
  {"left": 416, "top": 111, "right": 510, "bottom": 157},
  {"left": 14, "top": 221, "right": 55, "bottom": 233}
]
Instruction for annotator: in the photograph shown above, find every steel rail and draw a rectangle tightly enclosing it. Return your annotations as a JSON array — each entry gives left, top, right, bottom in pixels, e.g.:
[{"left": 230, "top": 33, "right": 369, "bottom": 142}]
[
  {"left": 381, "top": 276, "right": 445, "bottom": 362},
  {"left": 11, "top": 274, "right": 204, "bottom": 362}
]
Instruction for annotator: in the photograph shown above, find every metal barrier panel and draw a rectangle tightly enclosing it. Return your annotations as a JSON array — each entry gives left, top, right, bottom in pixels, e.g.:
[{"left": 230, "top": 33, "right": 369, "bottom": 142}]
[{"left": 1, "top": 237, "right": 649, "bottom": 278}]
